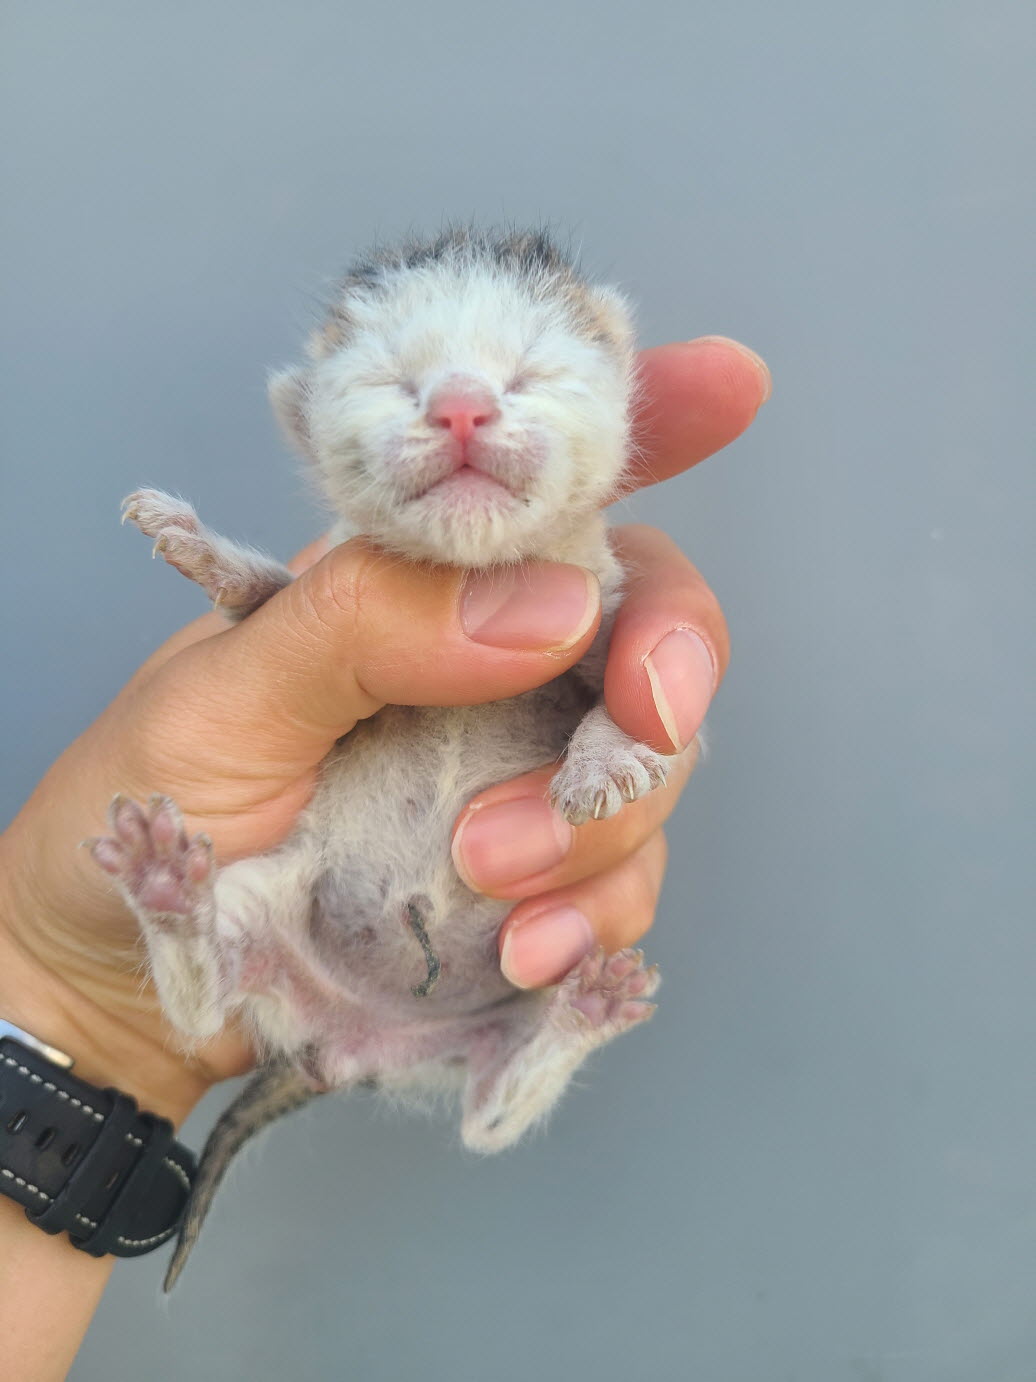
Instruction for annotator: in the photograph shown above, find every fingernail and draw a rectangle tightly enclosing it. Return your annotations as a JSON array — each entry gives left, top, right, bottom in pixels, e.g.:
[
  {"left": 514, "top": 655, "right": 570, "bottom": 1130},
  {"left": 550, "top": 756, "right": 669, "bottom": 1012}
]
[
  {"left": 461, "top": 564, "right": 598, "bottom": 651},
  {"left": 500, "top": 906, "right": 595, "bottom": 989},
  {"left": 644, "top": 629, "right": 717, "bottom": 752},
  {"left": 694, "top": 336, "right": 772, "bottom": 404},
  {"left": 452, "top": 798, "right": 573, "bottom": 891}
]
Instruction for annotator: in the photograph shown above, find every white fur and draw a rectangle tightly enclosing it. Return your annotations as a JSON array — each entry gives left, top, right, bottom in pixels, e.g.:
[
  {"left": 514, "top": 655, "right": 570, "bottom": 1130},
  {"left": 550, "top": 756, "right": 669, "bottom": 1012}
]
[{"left": 271, "top": 254, "right": 635, "bottom": 568}]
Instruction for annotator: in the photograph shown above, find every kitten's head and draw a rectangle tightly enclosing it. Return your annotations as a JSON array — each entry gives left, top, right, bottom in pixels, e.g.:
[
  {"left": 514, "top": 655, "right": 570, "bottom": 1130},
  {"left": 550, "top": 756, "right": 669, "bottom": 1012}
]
[{"left": 270, "top": 229, "right": 636, "bottom": 566}]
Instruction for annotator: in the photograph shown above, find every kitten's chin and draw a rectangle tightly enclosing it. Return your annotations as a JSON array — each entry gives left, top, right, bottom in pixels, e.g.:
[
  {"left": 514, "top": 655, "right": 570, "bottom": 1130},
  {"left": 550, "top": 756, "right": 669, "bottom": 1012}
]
[{"left": 364, "top": 500, "right": 548, "bottom": 568}]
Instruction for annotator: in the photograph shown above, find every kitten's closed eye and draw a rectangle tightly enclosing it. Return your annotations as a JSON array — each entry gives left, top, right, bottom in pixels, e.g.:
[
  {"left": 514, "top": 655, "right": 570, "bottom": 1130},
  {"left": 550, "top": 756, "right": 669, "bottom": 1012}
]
[
  {"left": 506, "top": 365, "right": 560, "bottom": 394},
  {"left": 357, "top": 372, "right": 419, "bottom": 398}
]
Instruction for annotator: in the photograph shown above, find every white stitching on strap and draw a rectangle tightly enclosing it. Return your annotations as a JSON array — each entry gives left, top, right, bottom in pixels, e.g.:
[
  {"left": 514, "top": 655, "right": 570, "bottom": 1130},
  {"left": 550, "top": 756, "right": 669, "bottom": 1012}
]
[
  {"left": 1, "top": 1164, "right": 51, "bottom": 1200},
  {"left": 162, "top": 1155, "right": 193, "bottom": 1195},
  {"left": 117, "top": 1224, "right": 177, "bottom": 1250},
  {"left": 1, "top": 1165, "right": 182, "bottom": 1246},
  {"left": 1, "top": 1055, "right": 104, "bottom": 1122},
  {"left": 3, "top": 1059, "right": 190, "bottom": 1247}
]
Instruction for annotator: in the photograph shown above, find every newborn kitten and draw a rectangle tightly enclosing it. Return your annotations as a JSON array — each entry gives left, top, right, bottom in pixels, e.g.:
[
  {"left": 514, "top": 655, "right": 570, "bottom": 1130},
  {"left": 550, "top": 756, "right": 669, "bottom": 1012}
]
[{"left": 90, "top": 227, "right": 676, "bottom": 1290}]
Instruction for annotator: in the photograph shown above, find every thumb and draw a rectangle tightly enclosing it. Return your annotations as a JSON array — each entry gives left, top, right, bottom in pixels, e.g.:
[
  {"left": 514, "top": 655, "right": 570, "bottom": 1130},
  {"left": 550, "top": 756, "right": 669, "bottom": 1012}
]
[{"left": 149, "top": 537, "right": 601, "bottom": 779}]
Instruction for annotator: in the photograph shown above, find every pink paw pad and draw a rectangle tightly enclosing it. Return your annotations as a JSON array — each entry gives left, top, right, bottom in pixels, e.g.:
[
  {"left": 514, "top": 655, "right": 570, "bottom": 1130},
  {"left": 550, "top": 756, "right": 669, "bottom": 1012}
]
[
  {"left": 87, "top": 794, "right": 214, "bottom": 922},
  {"left": 553, "top": 946, "right": 660, "bottom": 1034}
]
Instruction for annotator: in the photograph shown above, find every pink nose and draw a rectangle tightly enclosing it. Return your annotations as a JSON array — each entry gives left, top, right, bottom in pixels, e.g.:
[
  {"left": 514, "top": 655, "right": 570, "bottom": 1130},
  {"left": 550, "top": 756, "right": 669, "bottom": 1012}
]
[{"left": 425, "top": 380, "right": 500, "bottom": 443}]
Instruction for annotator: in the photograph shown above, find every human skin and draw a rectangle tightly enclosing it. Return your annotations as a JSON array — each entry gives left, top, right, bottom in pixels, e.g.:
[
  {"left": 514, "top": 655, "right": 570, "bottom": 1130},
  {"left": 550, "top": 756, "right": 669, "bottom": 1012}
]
[{"left": 0, "top": 335, "right": 768, "bottom": 1380}]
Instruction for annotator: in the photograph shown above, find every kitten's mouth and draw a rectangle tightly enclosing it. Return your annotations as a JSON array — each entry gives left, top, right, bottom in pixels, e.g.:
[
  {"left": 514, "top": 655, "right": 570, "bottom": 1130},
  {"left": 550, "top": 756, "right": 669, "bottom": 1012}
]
[
  {"left": 428, "top": 466, "right": 513, "bottom": 496},
  {"left": 410, "top": 454, "right": 520, "bottom": 504}
]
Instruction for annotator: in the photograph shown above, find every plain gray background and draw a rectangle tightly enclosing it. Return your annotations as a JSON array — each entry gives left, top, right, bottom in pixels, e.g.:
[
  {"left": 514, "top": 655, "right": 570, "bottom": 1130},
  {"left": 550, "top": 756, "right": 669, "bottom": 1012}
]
[{"left": 2, "top": 1, "right": 1034, "bottom": 1379}]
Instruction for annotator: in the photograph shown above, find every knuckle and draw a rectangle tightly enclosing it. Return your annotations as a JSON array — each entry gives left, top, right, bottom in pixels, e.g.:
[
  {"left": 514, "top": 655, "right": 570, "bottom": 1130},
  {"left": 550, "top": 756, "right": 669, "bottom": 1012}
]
[{"left": 303, "top": 539, "right": 383, "bottom": 643}]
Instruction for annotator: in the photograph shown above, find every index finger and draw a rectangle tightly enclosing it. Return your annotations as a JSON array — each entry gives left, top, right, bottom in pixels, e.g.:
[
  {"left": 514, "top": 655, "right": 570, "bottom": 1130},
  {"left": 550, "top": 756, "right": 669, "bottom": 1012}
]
[{"left": 627, "top": 337, "right": 771, "bottom": 491}]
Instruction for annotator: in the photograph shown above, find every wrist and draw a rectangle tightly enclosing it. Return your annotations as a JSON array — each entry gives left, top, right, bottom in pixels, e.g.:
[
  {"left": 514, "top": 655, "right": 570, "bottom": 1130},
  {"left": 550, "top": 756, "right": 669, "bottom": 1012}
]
[
  {"left": 0, "top": 930, "right": 209, "bottom": 1128},
  {"left": 0, "top": 1192, "right": 114, "bottom": 1382}
]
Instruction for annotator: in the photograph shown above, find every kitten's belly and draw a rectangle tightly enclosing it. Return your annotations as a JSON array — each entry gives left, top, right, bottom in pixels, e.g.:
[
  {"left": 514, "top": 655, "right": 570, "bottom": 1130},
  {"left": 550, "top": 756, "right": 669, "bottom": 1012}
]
[{"left": 299, "top": 680, "right": 587, "bottom": 1016}]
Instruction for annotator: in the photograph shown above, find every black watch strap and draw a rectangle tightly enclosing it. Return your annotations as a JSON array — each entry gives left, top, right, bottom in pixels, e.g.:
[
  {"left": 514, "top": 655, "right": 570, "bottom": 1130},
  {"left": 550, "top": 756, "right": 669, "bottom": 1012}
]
[{"left": 0, "top": 1021, "right": 196, "bottom": 1257}]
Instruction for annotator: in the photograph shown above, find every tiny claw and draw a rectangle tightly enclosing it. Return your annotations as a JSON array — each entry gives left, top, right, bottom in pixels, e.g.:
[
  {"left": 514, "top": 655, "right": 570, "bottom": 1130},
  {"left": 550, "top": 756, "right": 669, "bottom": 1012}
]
[
  {"left": 620, "top": 1001, "right": 656, "bottom": 1025},
  {"left": 87, "top": 836, "right": 125, "bottom": 875},
  {"left": 185, "top": 839, "right": 215, "bottom": 885}
]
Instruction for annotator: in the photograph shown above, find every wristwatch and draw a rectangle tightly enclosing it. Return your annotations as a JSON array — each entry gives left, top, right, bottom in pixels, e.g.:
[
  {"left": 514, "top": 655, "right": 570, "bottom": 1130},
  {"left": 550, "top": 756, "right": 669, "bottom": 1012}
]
[{"left": 0, "top": 1018, "right": 196, "bottom": 1256}]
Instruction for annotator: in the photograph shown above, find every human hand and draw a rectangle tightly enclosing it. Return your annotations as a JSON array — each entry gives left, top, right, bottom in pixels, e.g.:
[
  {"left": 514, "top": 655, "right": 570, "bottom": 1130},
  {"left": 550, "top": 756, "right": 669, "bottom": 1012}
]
[{"left": 0, "top": 336, "right": 768, "bottom": 1125}]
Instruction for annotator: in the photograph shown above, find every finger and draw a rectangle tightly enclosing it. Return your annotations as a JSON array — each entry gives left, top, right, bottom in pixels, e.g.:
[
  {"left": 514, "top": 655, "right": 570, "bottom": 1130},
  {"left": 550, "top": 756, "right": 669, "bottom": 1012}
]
[
  {"left": 628, "top": 337, "right": 771, "bottom": 491},
  {"left": 450, "top": 745, "right": 695, "bottom": 899},
  {"left": 497, "top": 831, "right": 669, "bottom": 988},
  {"left": 603, "top": 525, "right": 729, "bottom": 754},
  {"left": 146, "top": 537, "right": 601, "bottom": 775}
]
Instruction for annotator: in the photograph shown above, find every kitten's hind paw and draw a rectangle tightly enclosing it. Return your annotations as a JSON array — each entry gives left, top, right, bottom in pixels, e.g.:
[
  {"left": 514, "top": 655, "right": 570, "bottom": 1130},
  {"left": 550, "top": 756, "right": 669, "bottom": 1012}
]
[
  {"left": 549, "top": 946, "right": 660, "bottom": 1042},
  {"left": 88, "top": 794, "right": 215, "bottom": 927},
  {"left": 459, "top": 946, "right": 660, "bottom": 1154},
  {"left": 87, "top": 794, "right": 228, "bottom": 1039}
]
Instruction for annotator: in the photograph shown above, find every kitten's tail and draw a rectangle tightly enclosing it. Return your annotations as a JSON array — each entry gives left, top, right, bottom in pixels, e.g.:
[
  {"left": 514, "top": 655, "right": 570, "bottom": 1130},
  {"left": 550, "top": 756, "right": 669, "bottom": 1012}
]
[{"left": 164, "top": 1059, "right": 321, "bottom": 1292}]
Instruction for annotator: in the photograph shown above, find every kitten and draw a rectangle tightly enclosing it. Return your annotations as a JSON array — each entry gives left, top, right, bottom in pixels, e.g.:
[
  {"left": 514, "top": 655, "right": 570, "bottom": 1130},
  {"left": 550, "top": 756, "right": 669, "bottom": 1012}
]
[{"left": 91, "top": 228, "right": 674, "bottom": 1289}]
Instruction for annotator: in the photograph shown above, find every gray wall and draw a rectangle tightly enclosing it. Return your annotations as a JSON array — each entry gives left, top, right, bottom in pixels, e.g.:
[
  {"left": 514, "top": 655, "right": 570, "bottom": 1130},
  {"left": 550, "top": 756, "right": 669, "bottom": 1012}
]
[{"left": 2, "top": 2, "right": 1034, "bottom": 1379}]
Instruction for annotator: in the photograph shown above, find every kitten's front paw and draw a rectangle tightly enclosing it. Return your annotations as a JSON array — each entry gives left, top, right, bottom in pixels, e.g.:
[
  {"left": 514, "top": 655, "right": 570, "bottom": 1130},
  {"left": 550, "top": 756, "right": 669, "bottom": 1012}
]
[
  {"left": 121, "top": 488, "right": 289, "bottom": 617},
  {"left": 122, "top": 489, "right": 227, "bottom": 592},
  {"left": 122, "top": 488, "right": 200, "bottom": 542},
  {"left": 549, "top": 740, "right": 669, "bottom": 825}
]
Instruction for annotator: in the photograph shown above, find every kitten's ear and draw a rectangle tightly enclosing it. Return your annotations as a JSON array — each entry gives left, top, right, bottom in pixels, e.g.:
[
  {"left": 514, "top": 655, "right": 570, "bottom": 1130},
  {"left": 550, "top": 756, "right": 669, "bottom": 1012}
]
[
  {"left": 268, "top": 367, "right": 313, "bottom": 459},
  {"left": 586, "top": 286, "right": 636, "bottom": 357}
]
